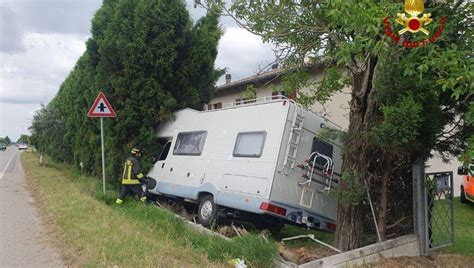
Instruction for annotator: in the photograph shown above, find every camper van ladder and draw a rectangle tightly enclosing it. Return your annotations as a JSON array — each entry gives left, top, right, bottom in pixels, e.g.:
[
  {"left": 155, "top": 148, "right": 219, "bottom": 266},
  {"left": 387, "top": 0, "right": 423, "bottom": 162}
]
[
  {"left": 298, "top": 152, "right": 335, "bottom": 193},
  {"left": 279, "top": 103, "right": 305, "bottom": 175}
]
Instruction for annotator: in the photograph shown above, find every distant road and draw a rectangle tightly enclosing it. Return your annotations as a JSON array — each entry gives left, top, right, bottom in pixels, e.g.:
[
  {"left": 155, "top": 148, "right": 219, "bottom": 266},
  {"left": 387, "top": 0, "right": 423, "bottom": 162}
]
[{"left": 0, "top": 147, "right": 63, "bottom": 267}]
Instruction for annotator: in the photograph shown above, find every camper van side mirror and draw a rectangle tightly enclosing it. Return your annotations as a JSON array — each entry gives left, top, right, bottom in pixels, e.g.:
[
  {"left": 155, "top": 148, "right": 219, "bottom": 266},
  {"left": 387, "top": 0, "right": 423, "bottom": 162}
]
[{"left": 457, "top": 166, "right": 468, "bottom": 175}]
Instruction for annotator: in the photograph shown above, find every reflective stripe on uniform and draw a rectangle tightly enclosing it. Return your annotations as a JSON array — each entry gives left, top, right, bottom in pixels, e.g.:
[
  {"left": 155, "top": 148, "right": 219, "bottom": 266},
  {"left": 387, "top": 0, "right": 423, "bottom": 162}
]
[
  {"left": 122, "top": 163, "right": 127, "bottom": 180},
  {"left": 137, "top": 173, "right": 144, "bottom": 179},
  {"left": 127, "top": 160, "right": 132, "bottom": 180},
  {"left": 122, "top": 179, "right": 140, "bottom": 184},
  {"left": 121, "top": 160, "right": 140, "bottom": 185}
]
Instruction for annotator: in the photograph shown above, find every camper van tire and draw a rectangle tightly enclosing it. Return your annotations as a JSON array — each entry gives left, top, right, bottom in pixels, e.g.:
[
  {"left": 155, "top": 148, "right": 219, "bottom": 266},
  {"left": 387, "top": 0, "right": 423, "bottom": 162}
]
[{"left": 198, "top": 195, "right": 217, "bottom": 227}]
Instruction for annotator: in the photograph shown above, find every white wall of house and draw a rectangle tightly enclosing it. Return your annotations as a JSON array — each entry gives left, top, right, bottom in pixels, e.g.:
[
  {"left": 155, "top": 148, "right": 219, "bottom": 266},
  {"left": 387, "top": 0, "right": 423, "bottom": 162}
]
[
  {"left": 210, "top": 70, "right": 462, "bottom": 196},
  {"left": 211, "top": 90, "right": 241, "bottom": 105}
]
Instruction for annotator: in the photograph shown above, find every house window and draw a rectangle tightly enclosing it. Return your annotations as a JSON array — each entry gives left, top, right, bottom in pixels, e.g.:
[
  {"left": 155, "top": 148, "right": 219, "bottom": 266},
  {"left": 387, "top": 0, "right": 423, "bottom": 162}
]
[
  {"left": 233, "top": 131, "right": 266, "bottom": 157},
  {"left": 173, "top": 131, "right": 207, "bottom": 156},
  {"left": 213, "top": 102, "right": 222, "bottom": 109},
  {"left": 310, "top": 138, "right": 334, "bottom": 168}
]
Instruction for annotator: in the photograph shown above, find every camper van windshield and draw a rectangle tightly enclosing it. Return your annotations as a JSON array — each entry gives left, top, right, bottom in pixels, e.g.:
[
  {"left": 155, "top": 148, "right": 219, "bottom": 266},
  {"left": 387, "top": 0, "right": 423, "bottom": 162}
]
[
  {"left": 173, "top": 131, "right": 207, "bottom": 155},
  {"left": 233, "top": 131, "right": 266, "bottom": 157}
]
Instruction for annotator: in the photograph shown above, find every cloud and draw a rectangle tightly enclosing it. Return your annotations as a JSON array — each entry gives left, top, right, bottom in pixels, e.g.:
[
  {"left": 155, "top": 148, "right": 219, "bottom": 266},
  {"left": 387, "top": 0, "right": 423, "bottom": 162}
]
[
  {"left": 0, "top": 0, "right": 100, "bottom": 54},
  {"left": 0, "top": 96, "right": 46, "bottom": 105},
  {"left": 0, "top": 32, "right": 87, "bottom": 105},
  {"left": 0, "top": 6, "right": 25, "bottom": 53},
  {"left": 184, "top": 1, "right": 276, "bottom": 84},
  {"left": 0, "top": 102, "right": 39, "bottom": 140},
  {"left": 215, "top": 27, "right": 275, "bottom": 84},
  {"left": 13, "top": 0, "right": 101, "bottom": 35}
]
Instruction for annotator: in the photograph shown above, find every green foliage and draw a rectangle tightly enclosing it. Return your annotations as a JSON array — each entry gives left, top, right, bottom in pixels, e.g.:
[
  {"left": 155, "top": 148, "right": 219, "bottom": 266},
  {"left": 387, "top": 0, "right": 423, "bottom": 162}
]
[
  {"left": 328, "top": 170, "right": 367, "bottom": 205},
  {"left": 294, "top": 66, "right": 350, "bottom": 108},
  {"left": 281, "top": 70, "right": 311, "bottom": 106},
  {"left": 30, "top": 105, "right": 69, "bottom": 162},
  {"left": 3, "top": 136, "right": 11, "bottom": 145},
  {"left": 375, "top": 1, "right": 473, "bottom": 159},
  {"left": 16, "top": 134, "right": 30, "bottom": 144},
  {"left": 371, "top": 96, "right": 422, "bottom": 150},
  {"left": 30, "top": 0, "right": 222, "bottom": 181},
  {"left": 240, "top": 84, "right": 257, "bottom": 100}
]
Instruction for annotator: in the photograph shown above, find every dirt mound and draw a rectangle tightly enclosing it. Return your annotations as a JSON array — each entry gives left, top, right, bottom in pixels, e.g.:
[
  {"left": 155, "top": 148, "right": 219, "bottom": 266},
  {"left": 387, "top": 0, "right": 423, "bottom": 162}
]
[{"left": 278, "top": 245, "right": 337, "bottom": 264}]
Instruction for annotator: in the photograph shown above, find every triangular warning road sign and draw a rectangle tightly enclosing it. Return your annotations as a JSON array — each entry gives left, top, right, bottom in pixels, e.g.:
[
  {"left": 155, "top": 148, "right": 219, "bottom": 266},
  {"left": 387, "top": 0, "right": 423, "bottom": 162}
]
[{"left": 87, "top": 92, "right": 116, "bottom": 118}]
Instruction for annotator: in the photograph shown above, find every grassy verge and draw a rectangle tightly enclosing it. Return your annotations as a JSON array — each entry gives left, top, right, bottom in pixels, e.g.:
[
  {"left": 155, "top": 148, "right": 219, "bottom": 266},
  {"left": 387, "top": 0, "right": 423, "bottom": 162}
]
[
  {"left": 442, "top": 197, "right": 474, "bottom": 256},
  {"left": 276, "top": 224, "right": 334, "bottom": 249},
  {"left": 22, "top": 152, "right": 277, "bottom": 267}
]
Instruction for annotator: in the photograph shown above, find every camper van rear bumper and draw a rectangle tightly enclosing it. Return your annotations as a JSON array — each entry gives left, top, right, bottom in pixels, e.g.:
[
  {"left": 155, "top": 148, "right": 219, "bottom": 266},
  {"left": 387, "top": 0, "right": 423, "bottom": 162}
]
[{"left": 261, "top": 201, "right": 337, "bottom": 231}]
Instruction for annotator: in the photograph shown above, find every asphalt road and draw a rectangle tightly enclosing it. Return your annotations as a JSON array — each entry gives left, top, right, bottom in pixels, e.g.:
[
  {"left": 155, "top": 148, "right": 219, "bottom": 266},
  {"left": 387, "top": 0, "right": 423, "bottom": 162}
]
[{"left": 0, "top": 147, "right": 63, "bottom": 267}]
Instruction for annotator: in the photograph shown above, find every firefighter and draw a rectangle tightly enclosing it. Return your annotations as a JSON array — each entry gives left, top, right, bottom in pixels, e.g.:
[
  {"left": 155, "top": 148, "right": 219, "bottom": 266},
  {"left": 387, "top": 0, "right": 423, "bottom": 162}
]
[{"left": 115, "top": 148, "right": 147, "bottom": 204}]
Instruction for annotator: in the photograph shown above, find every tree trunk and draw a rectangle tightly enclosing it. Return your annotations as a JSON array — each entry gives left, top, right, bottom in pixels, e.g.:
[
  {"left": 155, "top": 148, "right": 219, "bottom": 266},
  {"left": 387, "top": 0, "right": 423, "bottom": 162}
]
[
  {"left": 335, "top": 56, "right": 380, "bottom": 251},
  {"left": 377, "top": 156, "right": 392, "bottom": 241}
]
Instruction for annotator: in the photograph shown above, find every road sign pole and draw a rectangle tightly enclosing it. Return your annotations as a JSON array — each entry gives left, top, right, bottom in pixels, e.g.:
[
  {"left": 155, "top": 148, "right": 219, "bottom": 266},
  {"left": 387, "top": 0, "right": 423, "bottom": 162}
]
[
  {"left": 100, "top": 117, "right": 106, "bottom": 195},
  {"left": 87, "top": 91, "right": 116, "bottom": 195}
]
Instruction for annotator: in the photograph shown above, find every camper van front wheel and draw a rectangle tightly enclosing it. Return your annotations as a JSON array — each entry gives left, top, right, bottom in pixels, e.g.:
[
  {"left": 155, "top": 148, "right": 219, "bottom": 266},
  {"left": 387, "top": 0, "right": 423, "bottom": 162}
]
[{"left": 198, "top": 195, "right": 217, "bottom": 227}]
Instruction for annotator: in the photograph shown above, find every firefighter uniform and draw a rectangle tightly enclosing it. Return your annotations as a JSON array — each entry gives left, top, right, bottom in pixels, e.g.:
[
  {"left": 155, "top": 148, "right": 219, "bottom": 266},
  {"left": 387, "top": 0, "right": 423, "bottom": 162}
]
[{"left": 116, "top": 151, "right": 147, "bottom": 204}]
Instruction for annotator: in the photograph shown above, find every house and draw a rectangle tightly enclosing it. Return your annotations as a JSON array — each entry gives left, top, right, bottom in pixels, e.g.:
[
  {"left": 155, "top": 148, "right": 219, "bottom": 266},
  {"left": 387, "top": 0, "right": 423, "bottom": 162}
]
[
  {"left": 207, "top": 65, "right": 462, "bottom": 196},
  {"left": 208, "top": 63, "right": 350, "bottom": 130}
]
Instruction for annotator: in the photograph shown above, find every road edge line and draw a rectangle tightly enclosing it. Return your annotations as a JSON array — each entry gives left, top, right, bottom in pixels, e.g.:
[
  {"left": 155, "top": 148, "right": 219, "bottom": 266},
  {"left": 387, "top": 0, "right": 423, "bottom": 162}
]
[{"left": 0, "top": 150, "right": 17, "bottom": 180}]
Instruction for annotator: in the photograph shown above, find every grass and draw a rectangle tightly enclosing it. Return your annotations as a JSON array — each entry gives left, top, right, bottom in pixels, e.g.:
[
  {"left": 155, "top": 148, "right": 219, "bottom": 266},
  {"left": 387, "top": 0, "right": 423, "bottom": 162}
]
[
  {"left": 28, "top": 150, "right": 474, "bottom": 266},
  {"left": 442, "top": 197, "right": 474, "bottom": 256},
  {"left": 21, "top": 152, "right": 277, "bottom": 267}
]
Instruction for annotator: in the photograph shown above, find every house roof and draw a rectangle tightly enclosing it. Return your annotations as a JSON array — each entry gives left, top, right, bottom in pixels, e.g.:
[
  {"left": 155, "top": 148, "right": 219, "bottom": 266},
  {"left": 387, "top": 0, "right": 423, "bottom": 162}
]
[
  {"left": 216, "top": 67, "right": 284, "bottom": 92},
  {"left": 216, "top": 60, "right": 329, "bottom": 92}
]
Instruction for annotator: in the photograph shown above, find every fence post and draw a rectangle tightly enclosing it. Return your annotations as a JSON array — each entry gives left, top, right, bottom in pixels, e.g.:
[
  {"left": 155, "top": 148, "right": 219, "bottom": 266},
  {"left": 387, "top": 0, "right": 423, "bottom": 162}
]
[{"left": 413, "top": 160, "right": 428, "bottom": 255}]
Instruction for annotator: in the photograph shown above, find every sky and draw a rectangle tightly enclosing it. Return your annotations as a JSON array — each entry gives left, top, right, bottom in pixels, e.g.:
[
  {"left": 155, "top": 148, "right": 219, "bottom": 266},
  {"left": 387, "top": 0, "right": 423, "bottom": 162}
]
[{"left": 0, "top": 0, "right": 275, "bottom": 141}]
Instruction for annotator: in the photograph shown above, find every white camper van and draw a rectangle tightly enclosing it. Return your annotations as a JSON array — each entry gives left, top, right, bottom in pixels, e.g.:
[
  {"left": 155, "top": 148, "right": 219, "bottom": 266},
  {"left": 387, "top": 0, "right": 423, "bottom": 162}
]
[{"left": 147, "top": 96, "right": 342, "bottom": 231}]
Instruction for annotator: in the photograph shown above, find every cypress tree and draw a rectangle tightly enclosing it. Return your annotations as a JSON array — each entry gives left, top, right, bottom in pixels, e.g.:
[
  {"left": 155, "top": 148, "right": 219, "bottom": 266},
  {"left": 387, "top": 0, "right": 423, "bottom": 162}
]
[{"left": 30, "top": 0, "right": 222, "bottom": 181}]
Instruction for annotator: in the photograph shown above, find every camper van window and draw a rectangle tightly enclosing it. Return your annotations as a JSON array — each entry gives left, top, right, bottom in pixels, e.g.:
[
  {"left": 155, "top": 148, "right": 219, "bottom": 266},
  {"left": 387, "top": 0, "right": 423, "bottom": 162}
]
[
  {"left": 158, "top": 141, "right": 171, "bottom": 161},
  {"left": 233, "top": 131, "right": 266, "bottom": 157},
  {"left": 310, "top": 138, "right": 334, "bottom": 167},
  {"left": 173, "top": 131, "right": 207, "bottom": 156}
]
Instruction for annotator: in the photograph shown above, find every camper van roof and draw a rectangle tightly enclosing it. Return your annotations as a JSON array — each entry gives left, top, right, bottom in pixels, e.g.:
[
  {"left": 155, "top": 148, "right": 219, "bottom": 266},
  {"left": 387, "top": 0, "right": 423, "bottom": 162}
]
[{"left": 188, "top": 95, "right": 342, "bottom": 130}]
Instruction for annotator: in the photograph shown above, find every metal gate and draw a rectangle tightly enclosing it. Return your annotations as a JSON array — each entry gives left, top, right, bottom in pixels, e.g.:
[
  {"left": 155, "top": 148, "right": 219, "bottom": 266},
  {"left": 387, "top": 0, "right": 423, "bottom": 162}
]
[
  {"left": 413, "top": 163, "right": 454, "bottom": 255},
  {"left": 425, "top": 172, "right": 454, "bottom": 251}
]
